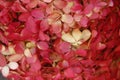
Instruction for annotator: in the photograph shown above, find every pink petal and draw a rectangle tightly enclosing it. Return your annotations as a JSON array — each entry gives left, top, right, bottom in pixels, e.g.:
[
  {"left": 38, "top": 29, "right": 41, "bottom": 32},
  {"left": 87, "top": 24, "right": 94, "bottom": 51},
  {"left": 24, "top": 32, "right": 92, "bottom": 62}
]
[
  {"left": 59, "top": 42, "right": 71, "bottom": 53},
  {"left": 25, "top": 16, "right": 37, "bottom": 33},
  {"left": 14, "top": 42, "right": 25, "bottom": 54},
  {"left": 64, "top": 68, "right": 75, "bottom": 78},
  {"left": 0, "top": 53, "right": 7, "bottom": 67},
  {"left": 40, "top": 19, "right": 49, "bottom": 31},
  {"left": 26, "top": 0, "right": 38, "bottom": 8},
  {"left": 79, "top": 16, "right": 88, "bottom": 27},
  {"left": 37, "top": 41, "right": 49, "bottom": 50},
  {"left": 52, "top": 20, "right": 62, "bottom": 34},
  {"left": 12, "top": 1, "right": 27, "bottom": 12},
  {"left": 53, "top": 0, "right": 67, "bottom": 9},
  {"left": 84, "top": 4, "right": 94, "bottom": 14},
  {"left": 0, "top": 32, "right": 8, "bottom": 45},
  {"left": 31, "top": 9, "right": 44, "bottom": 20},
  {"left": 26, "top": 55, "right": 37, "bottom": 64},
  {"left": 38, "top": 31, "right": 50, "bottom": 41},
  {"left": 29, "top": 60, "right": 41, "bottom": 72}
]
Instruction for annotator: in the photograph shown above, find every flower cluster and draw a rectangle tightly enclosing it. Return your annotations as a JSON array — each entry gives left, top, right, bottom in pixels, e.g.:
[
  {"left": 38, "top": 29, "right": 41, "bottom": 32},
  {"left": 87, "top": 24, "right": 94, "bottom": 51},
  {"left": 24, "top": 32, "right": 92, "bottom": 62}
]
[{"left": 0, "top": 0, "right": 120, "bottom": 80}]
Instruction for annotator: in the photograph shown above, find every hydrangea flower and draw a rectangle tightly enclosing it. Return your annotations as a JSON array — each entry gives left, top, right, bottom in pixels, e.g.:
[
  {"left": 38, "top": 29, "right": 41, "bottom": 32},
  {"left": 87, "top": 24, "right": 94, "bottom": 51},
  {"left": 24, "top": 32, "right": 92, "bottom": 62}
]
[{"left": 0, "top": 0, "right": 120, "bottom": 80}]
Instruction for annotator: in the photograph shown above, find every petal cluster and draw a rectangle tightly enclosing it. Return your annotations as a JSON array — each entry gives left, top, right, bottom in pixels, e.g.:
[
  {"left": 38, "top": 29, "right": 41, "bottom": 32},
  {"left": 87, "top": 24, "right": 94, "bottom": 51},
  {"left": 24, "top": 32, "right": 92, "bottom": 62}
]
[{"left": 0, "top": 0, "right": 120, "bottom": 80}]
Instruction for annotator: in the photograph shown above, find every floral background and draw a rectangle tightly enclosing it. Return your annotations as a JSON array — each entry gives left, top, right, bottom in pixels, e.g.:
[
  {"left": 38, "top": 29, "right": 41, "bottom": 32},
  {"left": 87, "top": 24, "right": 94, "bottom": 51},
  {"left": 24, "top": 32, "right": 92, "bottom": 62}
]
[{"left": 0, "top": 0, "right": 120, "bottom": 80}]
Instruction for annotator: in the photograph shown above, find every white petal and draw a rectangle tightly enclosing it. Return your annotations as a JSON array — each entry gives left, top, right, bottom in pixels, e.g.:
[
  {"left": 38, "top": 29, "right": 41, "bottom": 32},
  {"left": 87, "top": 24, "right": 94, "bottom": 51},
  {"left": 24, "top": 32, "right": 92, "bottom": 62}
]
[
  {"left": 62, "top": 33, "right": 76, "bottom": 43},
  {"left": 2, "top": 66, "right": 9, "bottom": 77},
  {"left": 8, "top": 62, "right": 19, "bottom": 70},
  {"left": 72, "top": 29, "right": 82, "bottom": 41}
]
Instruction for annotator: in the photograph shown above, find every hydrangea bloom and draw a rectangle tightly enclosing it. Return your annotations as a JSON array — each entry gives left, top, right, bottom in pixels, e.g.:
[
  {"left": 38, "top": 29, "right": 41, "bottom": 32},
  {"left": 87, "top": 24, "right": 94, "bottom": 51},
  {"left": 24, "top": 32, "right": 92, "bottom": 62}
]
[{"left": 0, "top": 0, "right": 120, "bottom": 80}]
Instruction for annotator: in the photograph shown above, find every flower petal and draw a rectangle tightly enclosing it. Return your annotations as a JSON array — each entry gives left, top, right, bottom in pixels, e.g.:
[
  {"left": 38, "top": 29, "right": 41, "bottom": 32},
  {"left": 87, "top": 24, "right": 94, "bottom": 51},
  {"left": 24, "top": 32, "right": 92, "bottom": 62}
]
[
  {"left": 0, "top": 53, "right": 7, "bottom": 67},
  {"left": 2, "top": 66, "right": 9, "bottom": 77},
  {"left": 61, "top": 14, "right": 73, "bottom": 24},
  {"left": 81, "top": 29, "right": 91, "bottom": 42},
  {"left": 62, "top": 33, "right": 76, "bottom": 43},
  {"left": 8, "top": 62, "right": 19, "bottom": 70},
  {"left": 8, "top": 54, "right": 24, "bottom": 62},
  {"left": 37, "top": 41, "right": 49, "bottom": 50},
  {"left": 72, "top": 29, "right": 82, "bottom": 41}
]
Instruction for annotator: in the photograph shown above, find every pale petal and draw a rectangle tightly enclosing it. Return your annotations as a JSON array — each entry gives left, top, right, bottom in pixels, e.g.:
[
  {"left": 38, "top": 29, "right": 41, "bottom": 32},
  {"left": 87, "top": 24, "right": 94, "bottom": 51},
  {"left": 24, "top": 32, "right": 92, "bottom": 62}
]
[
  {"left": 62, "top": 33, "right": 75, "bottom": 43},
  {"left": 43, "top": 0, "right": 52, "bottom": 3},
  {"left": 24, "top": 48, "right": 32, "bottom": 57},
  {"left": 2, "top": 66, "right": 9, "bottom": 77},
  {"left": 8, "top": 54, "right": 24, "bottom": 62},
  {"left": 0, "top": 45, "right": 6, "bottom": 52},
  {"left": 1, "top": 50, "right": 13, "bottom": 55},
  {"left": 72, "top": 29, "right": 82, "bottom": 41},
  {"left": 61, "top": 14, "right": 73, "bottom": 24},
  {"left": 81, "top": 29, "right": 91, "bottom": 42},
  {"left": 8, "top": 62, "right": 19, "bottom": 70}
]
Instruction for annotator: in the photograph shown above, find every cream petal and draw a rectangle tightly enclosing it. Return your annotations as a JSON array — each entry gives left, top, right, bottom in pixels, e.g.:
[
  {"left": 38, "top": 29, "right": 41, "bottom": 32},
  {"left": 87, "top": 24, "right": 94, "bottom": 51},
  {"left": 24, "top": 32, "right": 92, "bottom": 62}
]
[
  {"left": 8, "top": 54, "right": 24, "bottom": 62},
  {"left": 24, "top": 48, "right": 32, "bottom": 57},
  {"left": 72, "top": 29, "right": 82, "bottom": 41},
  {"left": 62, "top": 33, "right": 76, "bottom": 43},
  {"left": 81, "top": 29, "right": 91, "bottom": 42}
]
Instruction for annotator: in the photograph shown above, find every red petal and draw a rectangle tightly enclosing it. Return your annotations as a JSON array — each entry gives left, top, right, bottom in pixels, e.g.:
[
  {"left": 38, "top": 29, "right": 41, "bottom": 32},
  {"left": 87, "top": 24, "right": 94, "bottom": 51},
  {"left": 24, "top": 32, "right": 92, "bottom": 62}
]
[
  {"left": 76, "top": 49, "right": 87, "bottom": 57},
  {"left": 19, "top": 13, "right": 30, "bottom": 22},
  {"left": 40, "top": 19, "right": 49, "bottom": 31}
]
